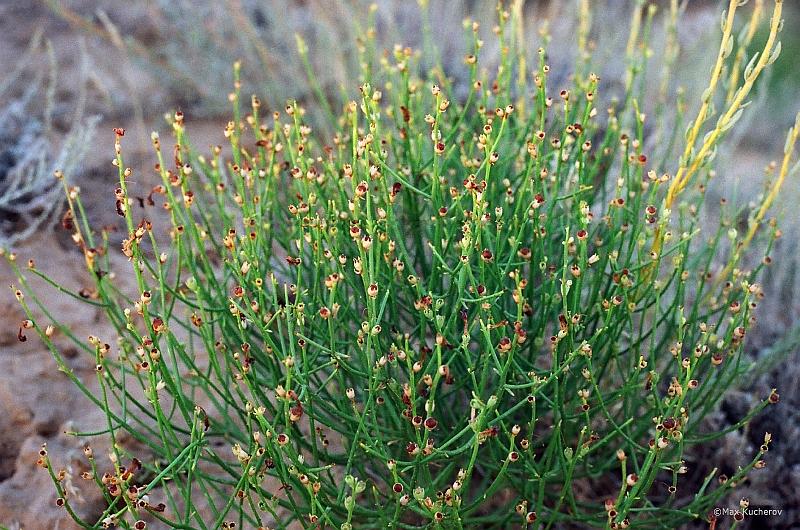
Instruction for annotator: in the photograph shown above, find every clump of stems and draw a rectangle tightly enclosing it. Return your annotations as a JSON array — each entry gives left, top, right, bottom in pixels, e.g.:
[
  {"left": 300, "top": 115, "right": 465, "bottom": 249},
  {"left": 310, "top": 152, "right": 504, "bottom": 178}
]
[{"left": 6, "top": 1, "right": 798, "bottom": 529}]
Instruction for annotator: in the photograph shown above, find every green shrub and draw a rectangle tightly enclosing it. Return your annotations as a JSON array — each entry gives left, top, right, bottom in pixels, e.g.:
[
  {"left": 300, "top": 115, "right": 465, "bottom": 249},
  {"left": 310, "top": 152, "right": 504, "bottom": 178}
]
[{"left": 6, "top": 1, "right": 798, "bottom": 528}]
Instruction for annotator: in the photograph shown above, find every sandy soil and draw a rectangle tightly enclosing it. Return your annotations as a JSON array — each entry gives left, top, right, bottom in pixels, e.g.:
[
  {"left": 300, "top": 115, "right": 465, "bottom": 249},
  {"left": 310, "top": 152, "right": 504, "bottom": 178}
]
[{"left": 0, "top": 233, "right": 107, "bottom": 529}]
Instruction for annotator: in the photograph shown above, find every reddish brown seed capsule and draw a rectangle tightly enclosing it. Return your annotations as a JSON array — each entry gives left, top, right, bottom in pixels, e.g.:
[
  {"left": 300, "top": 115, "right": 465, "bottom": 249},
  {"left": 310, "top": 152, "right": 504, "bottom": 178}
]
[{"left": 289, "top": 402, "right": 304, "bottom": 422}]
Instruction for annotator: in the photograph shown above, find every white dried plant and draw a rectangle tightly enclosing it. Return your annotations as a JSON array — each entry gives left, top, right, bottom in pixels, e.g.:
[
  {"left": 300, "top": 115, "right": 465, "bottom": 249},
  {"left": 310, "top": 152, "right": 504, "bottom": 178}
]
[{"left": 0, "top": 32, "right": 98, "bottom": 247}]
